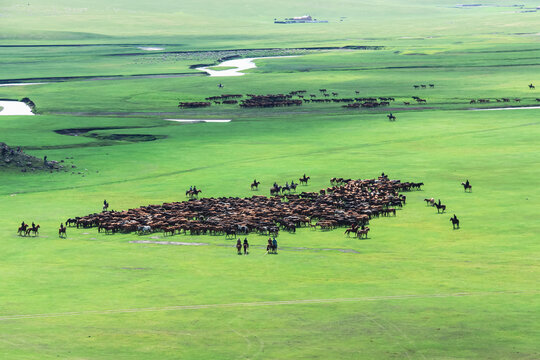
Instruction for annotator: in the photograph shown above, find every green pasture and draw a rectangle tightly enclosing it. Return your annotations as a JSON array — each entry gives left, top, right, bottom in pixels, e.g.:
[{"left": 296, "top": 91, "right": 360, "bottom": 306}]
[{"left": 1, "top": 0, "right": 539, "bottom": 359}]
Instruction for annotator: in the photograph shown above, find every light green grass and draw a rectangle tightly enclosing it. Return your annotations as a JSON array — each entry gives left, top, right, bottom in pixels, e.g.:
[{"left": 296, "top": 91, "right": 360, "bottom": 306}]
[{"left": 0, "top": 1, "right": 539, "bottom": 359}]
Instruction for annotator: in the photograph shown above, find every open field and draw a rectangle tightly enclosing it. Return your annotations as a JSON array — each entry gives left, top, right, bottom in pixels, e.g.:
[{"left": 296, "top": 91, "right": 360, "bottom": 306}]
[{"left": 0, "top": 1, "right": 539, "bottom": 359}]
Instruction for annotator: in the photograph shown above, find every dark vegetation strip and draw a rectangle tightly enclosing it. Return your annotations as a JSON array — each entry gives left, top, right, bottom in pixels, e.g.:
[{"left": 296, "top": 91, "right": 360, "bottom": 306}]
[
  {"left": 108, "top": 45, "right": 384, "bottom": 57},
  {"left": 0, "top": 73, "right": 200, "bottom": 84}
]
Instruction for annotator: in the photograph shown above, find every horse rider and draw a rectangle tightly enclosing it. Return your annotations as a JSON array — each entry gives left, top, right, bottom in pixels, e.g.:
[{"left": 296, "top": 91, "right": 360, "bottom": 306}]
[
  {"left": 21, "top": 221, "right": 26, "bottom": 228},
  {"left": 243, "top": 238, "right": 249, "bottom": 255},
  {"left": 465, "top": 179, "right": 470, "bottom": 188},
  {"left": 453, "top": 214, "right": 458, "bottom": 222},
  {"left": 236, "top": 239, "right": 242, "bottom": 255},
  {"left": 193, "top": 186, "right": 197, "bottom": 192},
  {"left": 32, "top": 222, "right": 35, "bottom": 229},
  {"left": 190, "top": 186, "right": 192, "bottom": 191},
  {"left": 438, "top": 199, "right": 441, "bottom": 206},
  {"left": 272, "top": 237, "right": 278, "bottom": 254}
]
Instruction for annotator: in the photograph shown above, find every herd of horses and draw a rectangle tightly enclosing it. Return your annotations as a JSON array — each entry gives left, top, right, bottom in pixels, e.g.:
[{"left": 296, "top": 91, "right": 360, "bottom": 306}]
[
  {"left": 177, "top": 82, "right": 535, "bottom": 111},
  {"left": 63, "top": 176, "right": 419, "bottom": 240},
  {"left": 177, "top": 89, "right": 431, "bottom": 110}
]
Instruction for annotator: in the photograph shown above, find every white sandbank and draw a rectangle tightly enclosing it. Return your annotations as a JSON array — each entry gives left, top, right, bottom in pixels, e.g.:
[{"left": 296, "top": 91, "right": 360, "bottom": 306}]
[
  {"left": 0, "top": 101, "right": 34, "bottom": 116},
  {"left": 165, "top": 119, "right": 231, "bottom": 123},
  {"left": 196, "top": 56, "right": 298, "bottom": 77},
  {"left": 138, "top": 47, "right": 164, "bottom": 51}
]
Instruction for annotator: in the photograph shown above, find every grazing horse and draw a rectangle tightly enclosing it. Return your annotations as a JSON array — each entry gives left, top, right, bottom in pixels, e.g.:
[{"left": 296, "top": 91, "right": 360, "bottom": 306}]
[
  {"left": 461, "top": 180, "right": 472, "bottom": 192},
  {"left": 137, "top": 225, "right": 152, "bottom": 235},
  {"left": 450, "top": 215, "right": 460, "bottom": 229},
  {"left": 65, "top": 218, "right": 78, "bottom": 227},
  {"left": 529, "top": 83, "right": 535, "bottom": 89},
  {"left": 26, "top": 224, "right": 40, "bottom": 237},
  {"left": 424, "top": 198, "right": 435, "bottom": 206},
  {"left": 59, "top": 224, "right": 66, "bottom": 238},
  {"left": 299, "top": 174, "right": 310, "bottom": 185},
  {"left": 387, "top": 113, "right": 396, "bottom": 121},
  {"left": 251, "top": 180, "right": 261, "bottom": 190},
  {"left": 434, "top": 203, "right": 446, "bottom": 213},
  {"left": 357, "top": 227, "right": 370, "bottom": 239}
]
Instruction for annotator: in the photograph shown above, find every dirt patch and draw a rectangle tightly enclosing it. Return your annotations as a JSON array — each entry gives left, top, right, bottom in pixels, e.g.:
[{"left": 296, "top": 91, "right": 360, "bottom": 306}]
[
  {"left": 51, "top": 126, "right": 167, "bottom": 148},
  {"left": 0, "top": 142, "right": 65, "bottom": 173}
]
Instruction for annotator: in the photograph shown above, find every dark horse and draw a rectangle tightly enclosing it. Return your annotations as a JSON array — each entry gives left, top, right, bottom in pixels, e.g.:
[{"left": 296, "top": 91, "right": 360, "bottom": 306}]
[
  {"left": 59, "top": 224, "right": 67, "bottom": 238},
  {"left": 387, "top": 113, "right": 396, "bottom": 121},
  {"left": 434, "top": 203, "right": 446, "bottom": 213},
  {"left": 270, "top": 184, "right": 281, "bottom": 195},
  {"left": 186, "top": 189, "right": 202, "bottom": 198},
  {"left": 25, "top": 224, "right": 40, "bottom": 237},
  {"left": 299, "top": 174, "right": 310, "bottom": 185},
  {"left": 529, "top": 83, "right": 535, "bottom": 89},
  {"left": 18, "top": 223, "right": 28, "bottom": 236},
  {"left": 251, "top": 179, "right": 261, "bottom": 190},
  {"left": 236, "top": 239, "right": 242, "bottom": 255},
  {"left": 450, "top": 215, "right": 460, "bottom": 229},
  {"left": 461, "top": 180, "right": 472, "bottom": 192}
]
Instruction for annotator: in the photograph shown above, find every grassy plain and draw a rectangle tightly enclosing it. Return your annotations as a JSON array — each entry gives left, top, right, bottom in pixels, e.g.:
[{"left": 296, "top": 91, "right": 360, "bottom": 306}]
[{"left": 0, "top": 1, "right": 539, "bottom": 359}]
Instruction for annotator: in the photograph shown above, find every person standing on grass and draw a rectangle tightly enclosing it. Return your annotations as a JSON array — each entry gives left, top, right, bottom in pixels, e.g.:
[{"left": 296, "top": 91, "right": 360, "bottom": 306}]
[{"left": 272, "top": 237, "right": 278, "bottom": 254}]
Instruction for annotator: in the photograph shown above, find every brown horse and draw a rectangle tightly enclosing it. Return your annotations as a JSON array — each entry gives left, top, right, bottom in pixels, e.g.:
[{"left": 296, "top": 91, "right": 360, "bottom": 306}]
[
  {"left": 299, "top": 175, "right": 310, "bottom": 185},
  {"left": 18, "top": 224, "right": 28, "bottom": 236},
  {"left": 26, "top": 224, "right": 40, "bottom": 237},
  {"left": 424, "top": 198, "right": 435, "bottom": 206},
  {"left": 450, "top": 216, "right": 460, "bottom": 229},
  {"left": 357, "top": 227, "right": 370, "bottom": 239},
  {"left": 461, "top": 182, "right": 472, "bottom": 192},
  {"left": 251, "top": 180, "right": 261, "bottom": 190},
  {"left": 186, "top": 189, "right": 202, "bottom": 198},
  {"left": 344, "top": 225, "right": 358, "bottom": 237},
  {"left": 434, "top": 203, "right": 446, "bottom": 213},
  {"left": 236, "top": 240, "right": 242, "bottom": 255},
  {"left": 59, "top": 224, "right": 66, "bottom": 238}
]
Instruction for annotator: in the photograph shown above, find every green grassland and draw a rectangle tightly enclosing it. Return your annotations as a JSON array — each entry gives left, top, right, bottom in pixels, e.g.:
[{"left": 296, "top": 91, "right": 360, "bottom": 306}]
[{"left": 1, "top": 1, "right": 539, "bottom": 359}]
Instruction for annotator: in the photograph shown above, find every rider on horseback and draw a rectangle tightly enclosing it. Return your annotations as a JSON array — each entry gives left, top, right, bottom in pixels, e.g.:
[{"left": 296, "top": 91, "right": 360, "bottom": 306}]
[{"left": 243, "top": 238, "right": 249, "bottom": 255}]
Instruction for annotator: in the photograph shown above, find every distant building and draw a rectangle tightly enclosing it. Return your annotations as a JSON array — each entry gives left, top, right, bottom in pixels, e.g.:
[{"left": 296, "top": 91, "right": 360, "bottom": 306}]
[{"left": 274, "top": 15, "right": 328, "bottom": 24}]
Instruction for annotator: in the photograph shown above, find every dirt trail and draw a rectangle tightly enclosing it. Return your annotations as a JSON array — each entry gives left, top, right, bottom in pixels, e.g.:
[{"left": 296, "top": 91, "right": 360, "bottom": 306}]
[{"left": 0, "top": 291, "right": 532, "bottom": 321}]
